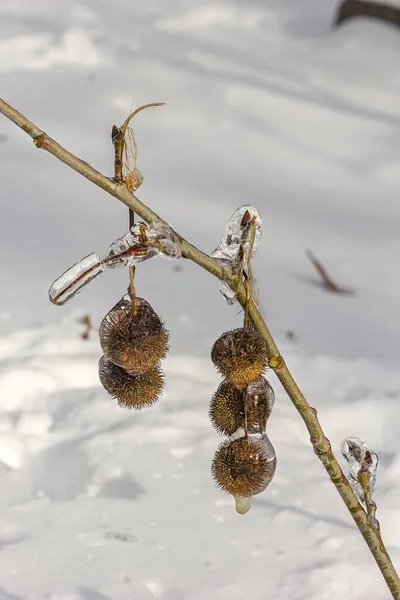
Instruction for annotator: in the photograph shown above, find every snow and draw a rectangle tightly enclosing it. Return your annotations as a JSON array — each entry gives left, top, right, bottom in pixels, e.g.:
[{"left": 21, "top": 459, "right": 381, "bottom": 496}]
[{"left": 1, "top": 0, "right": 400, "bottom": 597}]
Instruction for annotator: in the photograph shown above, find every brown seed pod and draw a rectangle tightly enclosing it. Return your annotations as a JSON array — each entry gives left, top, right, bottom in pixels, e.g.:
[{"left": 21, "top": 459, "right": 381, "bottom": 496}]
[
  {"left": 211, "top": 328, "right": 267, "bottom": 388},
  {"left": 209, "top": 377, "right": 275, "bottom": 436},
  {"left": 99, "top": 297, "right": 169, "bottom": 374},
  {"left": 99, "top": 355, "right": 164, "bottom": 409},
  {"left": 211, "top": 436, "right": 275, "bottom": 497}
]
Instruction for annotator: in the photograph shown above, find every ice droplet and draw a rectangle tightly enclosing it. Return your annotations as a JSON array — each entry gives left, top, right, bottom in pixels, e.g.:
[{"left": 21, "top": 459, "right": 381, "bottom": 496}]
[
  {"left": 211, "top": 205, "right": 262, "bottom": 304},
  {"left": 341, "top": 436, "right": 378, "bottom": 502},
  {"left": 235, "top": 495, "right": 253, "bottom": 514}
]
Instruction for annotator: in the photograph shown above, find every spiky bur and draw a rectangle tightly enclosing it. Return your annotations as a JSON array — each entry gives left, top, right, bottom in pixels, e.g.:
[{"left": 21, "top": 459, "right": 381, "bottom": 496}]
[
  {"left": 99, "top": 355, "right": 164, "bottom": 409},
  {"left": 211, "top": 328, "right": 267, "bottom": 388},
  {"left": 99, "top": 297, "right": 169, "bottom": 375},
  {"left": 209, "top": 377, "right": 275, "bottom": 436},
  {"left": 211, "top": 436, "right": 275, "bottom": 498}
]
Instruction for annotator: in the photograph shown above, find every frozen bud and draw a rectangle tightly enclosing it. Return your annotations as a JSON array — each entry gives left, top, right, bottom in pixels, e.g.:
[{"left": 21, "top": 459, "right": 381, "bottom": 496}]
[
  {"left": 209, "top": 377, "right": 275, "bottom": 436},
  {"left": 99, "top": 356, "right": 164, "bottom": 409},
  {"left": 211, "top": 328, "right": 267, "bottom": 388},
  {"left": 211, "top": 436, "right": 276, "bottom": 498},
  {"left": 146, "top": 221, "right": 182, "bottom": 259},
  {"left": 341, "top": 436, "right": 378, "bottom": 502},
  {"left": 100, "top": 297, "right": 169, "bottom": 375}
]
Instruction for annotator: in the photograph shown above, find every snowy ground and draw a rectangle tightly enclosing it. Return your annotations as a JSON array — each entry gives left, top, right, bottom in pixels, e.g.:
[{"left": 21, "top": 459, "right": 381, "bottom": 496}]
[{"left": 1, "top": 0, "right": 400, "bottom": 598}]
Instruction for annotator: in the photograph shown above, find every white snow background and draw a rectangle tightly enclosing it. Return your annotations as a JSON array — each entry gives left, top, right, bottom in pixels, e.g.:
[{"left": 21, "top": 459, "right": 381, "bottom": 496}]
[{"left": 1, "top": 0, "right": 400, "bottom": 598}]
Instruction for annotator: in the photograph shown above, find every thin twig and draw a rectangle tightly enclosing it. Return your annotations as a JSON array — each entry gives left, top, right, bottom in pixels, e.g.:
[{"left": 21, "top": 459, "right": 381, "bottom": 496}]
[
  {"left": 306, "top": 249, "right": 355, "bottom": 295},
  {"left": 1, "top": 98, "right": 399, "bottom": 599}
]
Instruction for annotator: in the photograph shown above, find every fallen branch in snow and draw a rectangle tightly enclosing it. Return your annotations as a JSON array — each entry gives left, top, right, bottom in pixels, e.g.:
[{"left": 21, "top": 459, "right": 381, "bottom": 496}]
[
  {"left": 333, "top": 0, "right": 400, "bottom": 29},
  {"left": 305, "top": 249, "right": 355, "bottom": 295},
  {"left": 1, "top": 97, "right": 399, "bottom": 599}
]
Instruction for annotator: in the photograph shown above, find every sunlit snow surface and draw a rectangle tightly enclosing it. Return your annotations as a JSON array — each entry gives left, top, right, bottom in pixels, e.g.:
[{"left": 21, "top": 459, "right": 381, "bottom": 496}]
[{"left": 1, "top": 0, "right": 400, "bottom": 598}]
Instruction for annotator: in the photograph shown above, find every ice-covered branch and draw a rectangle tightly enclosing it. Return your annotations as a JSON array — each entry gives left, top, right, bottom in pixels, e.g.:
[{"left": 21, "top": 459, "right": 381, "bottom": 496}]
[{"left": 1, "top": 97, "right": 399, "bottom": 599}]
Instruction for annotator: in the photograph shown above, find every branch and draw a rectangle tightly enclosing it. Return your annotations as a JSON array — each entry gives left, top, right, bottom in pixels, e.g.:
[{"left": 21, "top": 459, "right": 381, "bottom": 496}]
[
  {"left": 1, "top": 98, "right": 399, "bottom": 599},
  {"left": 306, "top": 249, "right": 355, "bottom": 295},
  {"left": 333, "top": 0, "right": 400, "bottom": 29}
]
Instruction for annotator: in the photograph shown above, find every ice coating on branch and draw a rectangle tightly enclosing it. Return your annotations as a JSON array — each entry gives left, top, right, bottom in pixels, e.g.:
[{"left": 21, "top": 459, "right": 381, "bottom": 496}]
[
  {"left": 104, "top": 224, "right": 150, "bottom": 269},
  {"left": 49, "top": 253, "right": 104, "bottom": 305},
  {"left": 49, "top": 220, "right": 181, "bottom": 305},
  {"left": 341, "top": 436, "right": 378, "bottom": 502},
  {"left": 211, "top": 205, "right": 262, "bottom": 304}
]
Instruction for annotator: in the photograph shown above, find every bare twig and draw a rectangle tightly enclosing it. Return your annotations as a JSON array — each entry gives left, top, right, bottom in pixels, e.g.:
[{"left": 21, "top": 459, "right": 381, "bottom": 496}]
[
  {"left": 306, "top": 249, "right": 355, "bottom": 295},
  {"left": 1, "top": 98, "right": 399, "bottom": 599},
  {"left": 333, "top": 0, "right": 400, "bottom": 29}
]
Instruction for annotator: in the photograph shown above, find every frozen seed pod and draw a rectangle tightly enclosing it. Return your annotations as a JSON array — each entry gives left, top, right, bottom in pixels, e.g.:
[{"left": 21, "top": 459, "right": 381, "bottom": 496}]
[
  {"left": 211, "top": 328, "right": 267, "bottom": 388},
  {"left": 211, "top": 436, "right": 276, "bottom": 499},
  {"left": 99, "top": 355, "right": 164, "bottom": 409},
  {"left": 209, "top": 377, "right": 275, "bottom": 436},
  {"left": 100, "top": 297, "right": 169, "bottom": 374}
]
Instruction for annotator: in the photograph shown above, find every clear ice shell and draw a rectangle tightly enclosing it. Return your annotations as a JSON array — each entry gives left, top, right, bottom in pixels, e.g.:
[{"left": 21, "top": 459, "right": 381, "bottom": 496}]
[
  {"left": 341, "top": 436, "right": 378, "bottom": 502},
  {"left": 104, "top": 224, "right": 148, "bottom": 269},
  {"left": 49, "top": 253, "right": 103, "bottom": 305},
  {"left": 146, "top": 221, "right": 182, "bottom": 259},
  {"left": 49, "top": 220, "right": 182, "bottom": 305},
  {"left": 253, "top": 433, "right": 277, "bottom": 495},
  {"left": 246, "top": 377, "right": 275, "bottom": 433},
  {"left": 211, "top": 205, "right": 262, "bottom": 304}
]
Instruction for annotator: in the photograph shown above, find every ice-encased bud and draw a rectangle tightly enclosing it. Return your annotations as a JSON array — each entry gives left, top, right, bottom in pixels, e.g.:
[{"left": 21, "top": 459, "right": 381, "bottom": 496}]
[
  {"left": 212, "top": 205, "right": 262, "bottom": 265},
  {"left": 146, "top": 221, "right": 182, "bottom": 259},
  {"left": 211, "top": 205, "right": 262, "bottom": 304},
  {"left": 104, "top": 224, "right": 151, "bottom": 269},
  {"left": 341, "top": 436, "right": 378, "bottom": 502}
]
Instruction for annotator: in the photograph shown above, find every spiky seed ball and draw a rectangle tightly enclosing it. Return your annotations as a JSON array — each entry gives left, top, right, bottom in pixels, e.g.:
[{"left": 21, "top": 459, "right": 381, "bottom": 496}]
[
  {"left": 209, "top": 380, "right": 243, "bottom": 436},
  {"left": 211, "top": 328, "right": 267, "bottom": 388},
  {"left": 209, "top": 377, "right": 275, "bottom": 436},
  {"left": 99, "top": 355, "right": 164, "bottom": 409},
  {"left": 100, "top": 297, "right": 169, "bottom": 375},
  {"left": 211, "top": 437, "right": 274, "bottom": 497}
]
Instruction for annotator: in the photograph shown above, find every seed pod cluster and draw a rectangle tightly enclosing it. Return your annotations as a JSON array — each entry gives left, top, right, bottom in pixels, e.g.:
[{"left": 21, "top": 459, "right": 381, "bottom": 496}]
[
  {"left": 99, "top": 296, "right": 169, "bottom": 409},
  {"left": 210, "top": 327, "right": 276, "bottom": 513}
]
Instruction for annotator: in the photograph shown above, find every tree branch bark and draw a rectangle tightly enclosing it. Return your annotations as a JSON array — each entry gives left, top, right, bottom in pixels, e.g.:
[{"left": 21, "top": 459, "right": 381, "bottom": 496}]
[{"left": 1, "top": 97, "right": 399, "bottom": 598}]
